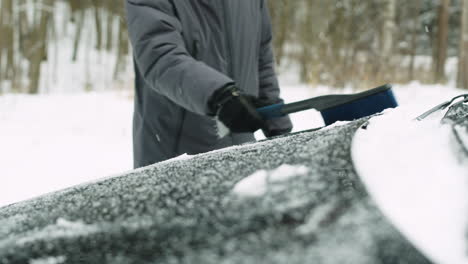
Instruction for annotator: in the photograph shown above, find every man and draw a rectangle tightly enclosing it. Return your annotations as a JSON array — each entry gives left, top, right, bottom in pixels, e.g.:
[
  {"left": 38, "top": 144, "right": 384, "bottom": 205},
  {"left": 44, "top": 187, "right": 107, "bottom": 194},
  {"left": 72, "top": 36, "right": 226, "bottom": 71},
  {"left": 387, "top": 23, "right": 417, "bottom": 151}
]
[{"left": 126, "top": 0, "right": 292, "bottom": 168}]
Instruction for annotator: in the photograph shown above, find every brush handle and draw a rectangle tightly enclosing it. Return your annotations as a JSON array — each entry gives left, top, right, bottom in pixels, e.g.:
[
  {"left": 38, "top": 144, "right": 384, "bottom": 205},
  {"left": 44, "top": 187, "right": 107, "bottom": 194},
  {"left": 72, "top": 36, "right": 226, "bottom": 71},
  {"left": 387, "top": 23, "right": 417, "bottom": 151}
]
[
  {"left": 256, "top": 103, "right": 284, "bottom": 120},
  {"left": 256, "top": 84, "right": 393, "bottom": 120},
  {"left": 256, "top": 97, "right": 338, "bottom": 120}
]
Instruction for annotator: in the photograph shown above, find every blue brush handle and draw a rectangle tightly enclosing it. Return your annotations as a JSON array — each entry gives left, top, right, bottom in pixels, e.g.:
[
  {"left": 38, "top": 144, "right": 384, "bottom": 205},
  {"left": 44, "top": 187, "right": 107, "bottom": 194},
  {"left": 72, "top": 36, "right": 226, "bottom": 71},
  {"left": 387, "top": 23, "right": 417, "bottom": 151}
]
[
  {"left": 256, "top": 103, "right": 285, "bottom": 120},
  {"left": 256, "top": 84, "right": 395, "bottom": 121}
]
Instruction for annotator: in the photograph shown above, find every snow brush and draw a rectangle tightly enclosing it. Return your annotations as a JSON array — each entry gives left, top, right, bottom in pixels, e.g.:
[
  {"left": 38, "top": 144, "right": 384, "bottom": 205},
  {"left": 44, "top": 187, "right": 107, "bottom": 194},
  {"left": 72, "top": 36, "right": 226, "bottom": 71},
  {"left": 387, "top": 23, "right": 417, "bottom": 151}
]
[{"left": 256, "top": 84, "right": 398, "bottom": 126}]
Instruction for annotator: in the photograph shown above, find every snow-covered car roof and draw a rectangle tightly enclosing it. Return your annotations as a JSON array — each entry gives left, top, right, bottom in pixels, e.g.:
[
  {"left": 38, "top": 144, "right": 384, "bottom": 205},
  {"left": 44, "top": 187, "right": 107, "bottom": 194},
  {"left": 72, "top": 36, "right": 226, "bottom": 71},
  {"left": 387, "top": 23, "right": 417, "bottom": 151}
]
[{"left": 0, "top": 103, "right": 466, "bottom": 264}]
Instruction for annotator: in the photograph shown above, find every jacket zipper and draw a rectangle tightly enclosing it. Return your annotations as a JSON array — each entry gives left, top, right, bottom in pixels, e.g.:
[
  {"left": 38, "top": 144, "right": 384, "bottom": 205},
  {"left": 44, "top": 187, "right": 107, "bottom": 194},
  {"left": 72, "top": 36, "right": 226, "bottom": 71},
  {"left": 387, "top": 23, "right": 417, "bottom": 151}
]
[{"left": 221, "top": 0, "right": 233, "bottom": 77}]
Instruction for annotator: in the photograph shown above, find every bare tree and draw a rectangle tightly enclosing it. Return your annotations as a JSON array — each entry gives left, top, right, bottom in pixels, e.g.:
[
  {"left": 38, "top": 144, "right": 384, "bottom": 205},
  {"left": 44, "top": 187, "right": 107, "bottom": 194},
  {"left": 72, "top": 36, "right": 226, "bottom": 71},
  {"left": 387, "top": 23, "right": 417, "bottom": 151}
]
[
  {"left": 382, "top": 0, "right": 397, "bottom": 59},
  {"left": 458, "top": 0, "right": 468, "bottom": 89},
  {"left": 114, "top": 15, "right": 129, "bottom": 80},
  {"left": 1, "top": 0, "right": 14, "bottom": 82},
  {"left": 28, "top": 0, "right": 54, "bottom": 94},
  {"left": 71, "top": 1, "right": 85, "bottom": 61},
  {"left": 105, "top": 1, "right": 115, "bottom": 52},
  {"left": 376, "top": 0, "right": 397, "bottom": 85},
  {"left": 297, "top": 0, "right": 316, "bottom": 83},
  {"left": 92, "top": 0, "right": 103, "bottom": 50},
  {"left": 408, "top": 0, "right": 423, "bottom": 82},
  {"left": 433, "top": 0, "right": 451, "bottom": 83},
  {"left": 268, "top": 0, "right": 299, "bottom": 66},
  {"left": 0, "top": 0, "right": 4, "bottom": 88}
]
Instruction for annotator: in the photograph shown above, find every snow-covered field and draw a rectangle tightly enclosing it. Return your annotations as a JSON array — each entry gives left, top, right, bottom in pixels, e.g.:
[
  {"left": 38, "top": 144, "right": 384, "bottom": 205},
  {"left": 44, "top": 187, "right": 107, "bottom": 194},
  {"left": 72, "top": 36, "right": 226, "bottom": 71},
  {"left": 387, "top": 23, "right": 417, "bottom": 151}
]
[
  {"left": 1, "top": 81, "right": 464, "bottom": 208},
  {"left": 0, "top": 91, "right": 134, "bottom": 207}
]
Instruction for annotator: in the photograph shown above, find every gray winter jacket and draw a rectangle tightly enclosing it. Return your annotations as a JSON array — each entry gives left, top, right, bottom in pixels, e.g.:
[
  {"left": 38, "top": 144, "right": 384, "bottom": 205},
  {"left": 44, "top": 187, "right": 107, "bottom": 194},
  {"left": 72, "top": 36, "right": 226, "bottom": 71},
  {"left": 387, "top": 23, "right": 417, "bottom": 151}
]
[{"left": 126, "top": 0, "right": 292, "bottom": 168}]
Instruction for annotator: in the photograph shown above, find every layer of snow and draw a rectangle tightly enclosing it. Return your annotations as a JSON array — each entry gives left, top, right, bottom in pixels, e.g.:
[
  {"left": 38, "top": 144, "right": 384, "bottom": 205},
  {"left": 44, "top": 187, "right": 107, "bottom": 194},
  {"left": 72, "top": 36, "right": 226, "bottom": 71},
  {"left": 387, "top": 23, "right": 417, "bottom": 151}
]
[
  {"left": 233, "top": 164, "right": 309, "bottom": 197},
  {"left": 29, "top": 256, "right": 66, "bottom": 264},
  {"left": 14, "top": 218, "right": 100, "bottom": 247},
  {"left": 269, "top": 164, "right": 309, "bottom": 182},
  {"left": 55, "top": 218, "right": 89, "bottom": 230},
  {"left": 232, "top": 170, "right": 269, "bottom": 197},
  {"left": 351, "top": 105, "right": 468, "bottom": 264},
  {"left": 160, "top": 153, "right": 194, "bottom": 164}
]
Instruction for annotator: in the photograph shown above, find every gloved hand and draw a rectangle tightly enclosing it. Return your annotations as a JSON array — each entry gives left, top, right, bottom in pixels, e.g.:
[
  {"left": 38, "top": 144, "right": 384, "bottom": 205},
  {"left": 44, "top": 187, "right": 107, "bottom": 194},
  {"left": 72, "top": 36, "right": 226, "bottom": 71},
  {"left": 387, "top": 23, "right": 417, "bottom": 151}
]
[
  {"left": 254, "top": 98, "right": 293, "bottom": 138},
  {"left": 209, "top": 85, "right": 265, "bottom": 134}
]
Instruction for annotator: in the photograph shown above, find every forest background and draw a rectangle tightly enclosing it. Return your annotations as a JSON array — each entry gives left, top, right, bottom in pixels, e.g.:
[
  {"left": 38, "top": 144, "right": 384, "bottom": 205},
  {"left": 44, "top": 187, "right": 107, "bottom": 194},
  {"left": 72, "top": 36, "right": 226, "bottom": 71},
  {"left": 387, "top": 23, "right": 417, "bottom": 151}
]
[{"left": 0, "top": 0, "right": 468, "bottom": 94}]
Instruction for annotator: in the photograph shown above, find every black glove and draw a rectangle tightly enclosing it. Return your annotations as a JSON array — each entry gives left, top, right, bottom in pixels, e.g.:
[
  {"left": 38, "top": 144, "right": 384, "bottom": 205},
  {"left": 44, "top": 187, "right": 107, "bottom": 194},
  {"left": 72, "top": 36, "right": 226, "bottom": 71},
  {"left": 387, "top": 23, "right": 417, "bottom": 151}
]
[
  {"left": 209, "top": 85, "right": 265, "bottom": 133},
  {"left": 254, "top": 98, "right": 293, "bottom": 138}
]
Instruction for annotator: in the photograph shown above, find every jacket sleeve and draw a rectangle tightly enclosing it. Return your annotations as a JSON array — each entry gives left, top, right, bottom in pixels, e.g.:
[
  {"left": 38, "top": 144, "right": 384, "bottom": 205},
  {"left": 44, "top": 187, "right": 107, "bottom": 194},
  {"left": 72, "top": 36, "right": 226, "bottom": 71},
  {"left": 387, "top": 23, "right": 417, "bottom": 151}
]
[
  {"left": 126, "top": 0, "right": 234, "bottom": 115},
  {"left": 258, "top": 0, "right": 293, "bottom": 133}
]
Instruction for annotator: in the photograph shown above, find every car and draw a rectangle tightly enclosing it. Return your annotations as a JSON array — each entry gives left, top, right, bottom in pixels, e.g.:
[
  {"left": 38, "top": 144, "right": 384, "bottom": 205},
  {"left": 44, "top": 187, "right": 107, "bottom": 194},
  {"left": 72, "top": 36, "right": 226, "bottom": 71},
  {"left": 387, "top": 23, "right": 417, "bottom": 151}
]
[{"left": 0, "top": 101, "right": 466, "bottom": 264}]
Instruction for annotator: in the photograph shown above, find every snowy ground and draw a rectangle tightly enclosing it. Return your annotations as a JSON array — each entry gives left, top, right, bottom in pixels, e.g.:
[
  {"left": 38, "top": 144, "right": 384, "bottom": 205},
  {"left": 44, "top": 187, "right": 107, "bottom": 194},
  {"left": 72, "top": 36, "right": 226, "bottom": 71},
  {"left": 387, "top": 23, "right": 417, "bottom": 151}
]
[
  {"left": 0, "top": 92, "right": 134, "bottom": 207},
  {"left": 0, "top": 81, "right": 464, "bottom": 207}
]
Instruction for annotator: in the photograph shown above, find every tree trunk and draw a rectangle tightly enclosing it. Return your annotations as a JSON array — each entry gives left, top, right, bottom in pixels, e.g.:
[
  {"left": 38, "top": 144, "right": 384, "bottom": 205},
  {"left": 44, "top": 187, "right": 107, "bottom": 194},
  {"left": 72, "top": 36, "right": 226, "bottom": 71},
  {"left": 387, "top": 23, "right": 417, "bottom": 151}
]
[
  {"left": 457, "top": 0, "right": 468, "bottom": 89},
  {"left": 433, "top": 0, "right": 451, "bottom": 83},
  {"left": 298, "top": 0, "right": 316, "bottom": 84},
  {"left": 269, "top": 0, "right": 297, "bottom": 66},
  {"left": 381, "top": 0, "right": 396, "bottom": 59},
  {"left": 114, "top": 16, "right": 129, "bottom": 80},
  {"left": 105, "top": 11, "right": 114, "bottom": 51},
  {"left": 409, "top": 0, "right": 423, "bottom": 82},
  {"left": 0, "top": 0, "right": 5, "bottom": 88},
  {"left": 17, "top": 0, "right": 31, "bottom": 93},
  {"left": 28, "top": 0, "right": 54, "bottom": 94},
  {"left": 72, "top": 8, "right": 85, "bottom": 62},
  {"left": 1, "top": 0, "right": 14, "bottom": 81},
  {"left": 92, "top": 0, "right": 102, "bottom": 50},
  {"left": 380, "top": 0, "right": 397, "bottom": 83}
]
